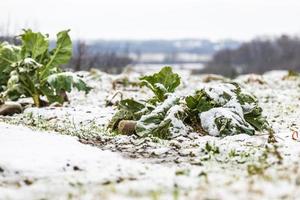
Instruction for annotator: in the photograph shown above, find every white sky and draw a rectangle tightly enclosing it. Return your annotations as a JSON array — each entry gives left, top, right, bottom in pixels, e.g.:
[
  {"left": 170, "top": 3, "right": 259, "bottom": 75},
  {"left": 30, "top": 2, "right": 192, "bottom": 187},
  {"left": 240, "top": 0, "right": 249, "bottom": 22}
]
[{"left": 1, "top": 0, "right": 300, "bottom": 41}]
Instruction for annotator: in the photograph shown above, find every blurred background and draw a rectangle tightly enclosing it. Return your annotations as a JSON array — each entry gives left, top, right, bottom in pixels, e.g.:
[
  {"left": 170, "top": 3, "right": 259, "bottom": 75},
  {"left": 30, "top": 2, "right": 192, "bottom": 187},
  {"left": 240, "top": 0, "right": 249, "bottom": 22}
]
[{"left": 1, "top": 0, "right": 300, "bottom": 77}]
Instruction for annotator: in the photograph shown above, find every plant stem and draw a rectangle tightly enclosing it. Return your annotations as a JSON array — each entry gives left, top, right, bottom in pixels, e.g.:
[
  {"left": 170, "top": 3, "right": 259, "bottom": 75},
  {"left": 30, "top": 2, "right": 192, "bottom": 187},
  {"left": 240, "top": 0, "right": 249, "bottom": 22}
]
[{"left": 32, "top": 94, "right": 41, "bottom": 107}]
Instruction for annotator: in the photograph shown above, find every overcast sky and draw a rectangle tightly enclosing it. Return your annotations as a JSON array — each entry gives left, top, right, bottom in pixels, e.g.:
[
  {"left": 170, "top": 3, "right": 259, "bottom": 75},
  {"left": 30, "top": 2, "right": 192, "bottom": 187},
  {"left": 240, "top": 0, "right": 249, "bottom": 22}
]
[{"left": 1, "top": 0, "right": 300, "bottom": 41}]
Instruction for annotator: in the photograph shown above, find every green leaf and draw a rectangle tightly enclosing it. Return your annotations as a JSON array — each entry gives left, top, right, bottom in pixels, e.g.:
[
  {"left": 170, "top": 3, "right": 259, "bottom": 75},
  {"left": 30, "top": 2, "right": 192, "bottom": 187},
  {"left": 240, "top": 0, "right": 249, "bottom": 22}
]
[
  {"left": 200, "top": 106, "right": 255, "bottom": 137},
  {"left": 236, "top": 91, "right": 269, "bottom": 131},
  {"left": 108, "top": 67, "right": 271, "bottom": 139},
  {"left": 187, "top": 83, "right": 269, "bottom": 135},
  {"left": 0, "top": 30, "right": 90, "bottom": 107},
  {"left": 135, "top": 95, "right": 183, "bottom": 139},
  {"left": 41, "top": 30, "right": 72, "bottom": 79},
  {"left": 20, "top": 29, "right": 49, "bottom": 59},
  {"left": 108, "top": 99, "right": 147, "bottom": 130},
  {"left": 118, "top": 99, "right": 145, "bottom": 113},
  {"left": 140, "top": 66, "right": 180, "bottom": 102},
  {"left": 2, "top": 58, "right": 44, "bottom": 104},
  {"left": 185, "top": 89, "right": 218, "bottom": 113},
  {"left": 47, "top": 72, "right": 92, "bottom": 94},
  {"left": 0, "top": 42, "right": 21, "bottom": 91}
]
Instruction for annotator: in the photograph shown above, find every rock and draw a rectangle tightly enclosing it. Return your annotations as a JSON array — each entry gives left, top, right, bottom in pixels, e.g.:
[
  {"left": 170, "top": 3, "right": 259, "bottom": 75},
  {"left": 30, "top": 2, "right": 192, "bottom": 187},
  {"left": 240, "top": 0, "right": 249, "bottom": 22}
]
[
  {"left": 118, "top": 120, "right": 136, "bottom": 135},
  {"left": 0, "top": 102, "right": 23, "bottom": 116}
]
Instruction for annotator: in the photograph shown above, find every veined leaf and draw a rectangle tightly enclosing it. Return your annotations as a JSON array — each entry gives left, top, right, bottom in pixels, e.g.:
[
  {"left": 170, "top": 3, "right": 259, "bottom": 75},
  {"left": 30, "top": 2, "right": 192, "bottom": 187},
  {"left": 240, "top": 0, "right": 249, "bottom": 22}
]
[
  {"left": 187, "top": 83, "right": 269, "bottom": 136},
  {"left": 1, "top": 30, "right": 90, "bottom": 107},
  {"left": 140, "top": 66, "right": 180, "bottom": 102},
  {"left": 185, "top": 89, "right": 218, "bottom": 113},
  {"left": 108, "top": 99, "right": 148, "bottom": 130},
  {"left": 20, "top": 29, "right": 49, "bottom": 59},
  {"left": 200, "top": 105, "right": 255, "bottom": 137},
  {"left": 41, "top": 30, "right": 72, "bottom": 79},
  {"left": 135, "top": 94, "right": 184, "bottom": 139},
  {"left": 47, "top": 72, "right": 92, "bottom": 94},
  {"left": 4, "top": 58, "right": 43, "bottom": 99},
  {"left": 0, "top": 42, "right": 21, "bottom": 91}
]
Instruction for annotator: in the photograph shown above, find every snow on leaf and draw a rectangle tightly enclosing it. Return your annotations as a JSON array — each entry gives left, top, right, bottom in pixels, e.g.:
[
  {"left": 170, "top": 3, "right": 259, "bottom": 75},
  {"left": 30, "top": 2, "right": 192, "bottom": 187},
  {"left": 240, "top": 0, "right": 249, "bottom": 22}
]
[
  {"left": 140, "top": 66, "right": 180, "bottom": 102},
  {"left": 47, "top": 72, "right": 92, "bottom": 94}
]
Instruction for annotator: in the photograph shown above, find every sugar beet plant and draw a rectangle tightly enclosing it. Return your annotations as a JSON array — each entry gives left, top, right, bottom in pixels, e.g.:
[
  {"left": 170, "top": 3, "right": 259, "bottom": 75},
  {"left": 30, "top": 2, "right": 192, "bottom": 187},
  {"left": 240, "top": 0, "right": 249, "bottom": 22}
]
[
  {"left": 0, "top": 29, "right": 91, "bottom": 107},
  {"left": 108, "top": 66, "right": 271, "bottom": 139}
]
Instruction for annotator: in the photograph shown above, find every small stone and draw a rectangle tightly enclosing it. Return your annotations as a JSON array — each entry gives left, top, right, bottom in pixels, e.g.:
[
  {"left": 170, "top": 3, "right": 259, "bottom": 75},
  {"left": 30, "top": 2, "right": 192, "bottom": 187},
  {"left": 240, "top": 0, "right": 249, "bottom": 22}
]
[
  {"left": 73, "top": 166, "right": 82, "bottom": 171},
  {"left": 118, "top": 120, "right": 136, "bottom": 135},
  {"left": 0, "top": 102, "right": 22, "bottom": 116},
  {"left": 24, "top": 179, "right": 33, "bottom": 185}
]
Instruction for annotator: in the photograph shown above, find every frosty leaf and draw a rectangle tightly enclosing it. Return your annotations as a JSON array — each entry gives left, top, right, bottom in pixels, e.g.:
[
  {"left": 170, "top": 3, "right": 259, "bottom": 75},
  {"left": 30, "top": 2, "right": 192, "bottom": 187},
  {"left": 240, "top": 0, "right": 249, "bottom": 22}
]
[
  {"left": 186, "top": 89, "right": 219, "bottom": 113},
  {"left": 109, "top": 67, "right": 271, "bottom": 139},
  {"left": 4, "top": 71, "right": 26, "bottom": 100},
  {"left": 140, "top": 66, "right": 180, "bottom": 102},
  {"left": 236, "top": 91, "right": 269, "bottom": 131},
  {"left": 13, "top": 58, "right": 43, "bottom": 74},
  {"left": 47, "top": 72, "right": 91, "bottom": 94},
  {"left": 0, "top": 30, "right": 90, "bottom": 107},
  {"left": 0, "top": 42, "right": 21, "bottom": 91},
  {"left": 200, "top": 105, "right": 255, "bottom": 137},
  {"left": 135, "top": 95, "right": 186, "bottom": 139},
  {"left": 2, "top": 58, "right": 43, "bottom": 103}
]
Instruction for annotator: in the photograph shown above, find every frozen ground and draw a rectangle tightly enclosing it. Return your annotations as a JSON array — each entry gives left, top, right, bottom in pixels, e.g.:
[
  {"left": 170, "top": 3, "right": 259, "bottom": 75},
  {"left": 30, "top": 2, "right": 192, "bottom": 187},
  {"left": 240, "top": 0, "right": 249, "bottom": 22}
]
[{"left": 1, "top": 68, "right": 300, "bottom": 199}]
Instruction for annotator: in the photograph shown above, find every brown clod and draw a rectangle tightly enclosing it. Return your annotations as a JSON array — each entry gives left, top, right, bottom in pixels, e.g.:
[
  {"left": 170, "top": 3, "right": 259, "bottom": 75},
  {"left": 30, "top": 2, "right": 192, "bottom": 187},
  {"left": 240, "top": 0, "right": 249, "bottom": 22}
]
[
  {"left": 0, "top": 102, "right": 23, "bottom": 116},
  {"left": 118, "top": 120, "right": 137, "bottom": 135}
]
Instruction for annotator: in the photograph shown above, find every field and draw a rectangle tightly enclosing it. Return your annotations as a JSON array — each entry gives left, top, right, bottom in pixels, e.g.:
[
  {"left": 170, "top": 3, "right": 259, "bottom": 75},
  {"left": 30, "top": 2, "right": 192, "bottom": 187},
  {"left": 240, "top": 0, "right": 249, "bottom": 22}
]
[{"left": 1, "top": 68, "right": 300, "bottom": 200}]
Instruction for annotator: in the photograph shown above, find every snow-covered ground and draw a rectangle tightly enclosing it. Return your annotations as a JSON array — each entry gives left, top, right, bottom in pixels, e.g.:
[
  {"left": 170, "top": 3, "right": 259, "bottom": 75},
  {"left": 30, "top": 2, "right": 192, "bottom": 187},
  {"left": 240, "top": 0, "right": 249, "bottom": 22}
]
[{"left": 1, "top": 69, "right": 300, "bottom": 199}]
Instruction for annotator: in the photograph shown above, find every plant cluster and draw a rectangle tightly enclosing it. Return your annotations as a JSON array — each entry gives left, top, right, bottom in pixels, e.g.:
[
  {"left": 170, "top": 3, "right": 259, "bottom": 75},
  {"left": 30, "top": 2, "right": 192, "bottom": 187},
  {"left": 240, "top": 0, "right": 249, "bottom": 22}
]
[
  {"left": 108, "top": 66, "right": 270, "bottom": 139},
  {"left": 0, "top": 29, "right": 91, "bottom": 107}
]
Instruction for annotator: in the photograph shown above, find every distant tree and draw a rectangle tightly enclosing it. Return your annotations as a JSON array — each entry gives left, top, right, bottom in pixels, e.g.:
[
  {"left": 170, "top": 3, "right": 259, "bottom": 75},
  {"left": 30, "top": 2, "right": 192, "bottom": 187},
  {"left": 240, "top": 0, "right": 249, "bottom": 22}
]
[
  {"left": 203, "top": 35, "right": 300, "bottom": 77},
  {"left": 73, "top": 40, "right": 87, "bottom": 71},
  {"left": 67, "top": 40, "right": 132, "bottom": 73}
]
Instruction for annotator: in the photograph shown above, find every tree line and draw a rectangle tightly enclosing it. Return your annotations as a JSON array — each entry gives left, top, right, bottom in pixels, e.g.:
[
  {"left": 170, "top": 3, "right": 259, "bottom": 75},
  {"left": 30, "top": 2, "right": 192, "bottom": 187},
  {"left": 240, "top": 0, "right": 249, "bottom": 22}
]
[
  {"left": 203, "top": 35, "right": 300, "bottom": 77},
  {"left": 66, "top": 40, "right": 132, "bottom": 73}
]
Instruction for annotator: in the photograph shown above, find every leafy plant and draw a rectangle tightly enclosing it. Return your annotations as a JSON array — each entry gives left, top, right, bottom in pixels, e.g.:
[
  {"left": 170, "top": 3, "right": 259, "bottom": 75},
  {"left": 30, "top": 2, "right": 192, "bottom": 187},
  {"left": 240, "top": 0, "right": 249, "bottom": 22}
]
[
  {"left": 108, "top": 66, "right": 184, "bottom": 139},
  {"left": 186, "top": 83, "right": 269, "bottom": 136},
  {"left": 108, "top": 66, "right": 270, "bottom": 139},
  {"left": 0, "top": 29, "right": 91, "bottom": 107}
]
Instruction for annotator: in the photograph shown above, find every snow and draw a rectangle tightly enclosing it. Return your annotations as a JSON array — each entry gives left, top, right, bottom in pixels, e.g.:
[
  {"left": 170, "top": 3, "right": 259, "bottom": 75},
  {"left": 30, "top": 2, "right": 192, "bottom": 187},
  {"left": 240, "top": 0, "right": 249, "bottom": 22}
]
[
  {"left": 136, "top": 94, "right": 180, "bottom": 136},
  {"left": 1, "top": 42, "right": 21, "bottom": 52},
  {"left": 0, "top": 123, "right": 168, "bottom": 199},
  {"left": 203, "top": 83, "right": 237, "bottom": 104},
  {"left": 165, "top": 104, "right": 189, "bottom": 137},
  {"left": 1, "top": 68, "right": 300, "bottom": 199},
  {"left": 23, "top": 58, "right": 38, "bottom": 65},
  {"left": 200, "top": 105, "right": 253, "bottom": 136}
]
